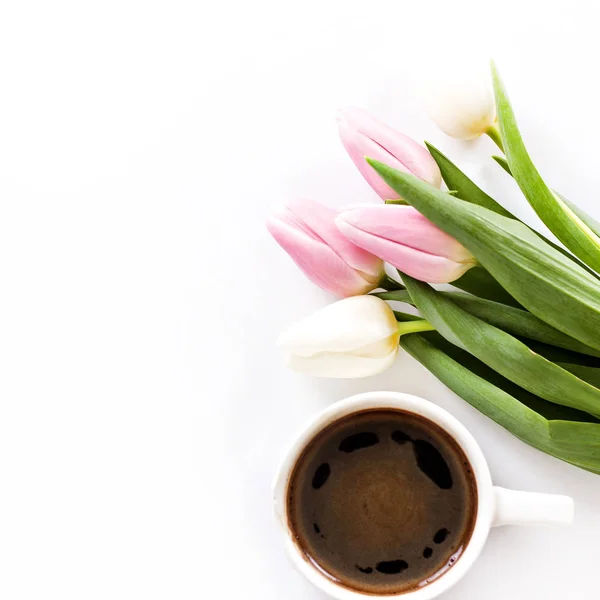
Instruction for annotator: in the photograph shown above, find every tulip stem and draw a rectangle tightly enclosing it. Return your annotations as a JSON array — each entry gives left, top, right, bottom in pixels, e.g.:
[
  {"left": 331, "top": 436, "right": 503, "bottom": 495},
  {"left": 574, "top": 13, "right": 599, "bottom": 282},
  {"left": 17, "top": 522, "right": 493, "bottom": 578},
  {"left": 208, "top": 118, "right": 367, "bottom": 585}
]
[
  {"left": 397, "top": 319, "right": 436, "bottom": 336},
  {"left": 486, "top": 123, "right": 504, "bottom": 152}
]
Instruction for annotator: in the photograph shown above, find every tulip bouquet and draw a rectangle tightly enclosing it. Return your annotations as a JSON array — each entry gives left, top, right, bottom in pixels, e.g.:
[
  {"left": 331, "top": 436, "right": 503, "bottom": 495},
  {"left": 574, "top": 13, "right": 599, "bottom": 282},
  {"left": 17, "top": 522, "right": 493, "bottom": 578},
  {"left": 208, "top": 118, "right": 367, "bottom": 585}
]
[{"left": 269, "top": 63, "right": 600, "bottom": 475}]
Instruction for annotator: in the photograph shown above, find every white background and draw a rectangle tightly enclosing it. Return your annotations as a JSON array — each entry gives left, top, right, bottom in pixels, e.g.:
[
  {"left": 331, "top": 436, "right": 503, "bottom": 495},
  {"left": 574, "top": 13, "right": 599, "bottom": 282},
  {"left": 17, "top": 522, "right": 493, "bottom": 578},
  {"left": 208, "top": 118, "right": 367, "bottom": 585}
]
[{"left": 1, "top": 1, "right": 599, "bottom": 598}]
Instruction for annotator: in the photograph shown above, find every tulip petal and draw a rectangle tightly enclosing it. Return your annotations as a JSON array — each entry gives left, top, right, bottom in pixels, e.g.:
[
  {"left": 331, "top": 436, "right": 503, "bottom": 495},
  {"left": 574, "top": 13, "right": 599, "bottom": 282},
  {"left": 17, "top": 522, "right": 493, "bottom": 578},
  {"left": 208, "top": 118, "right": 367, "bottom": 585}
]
[
  {"left": 338, "top": 118, "right": 411, "bottom": 200},
  {"left": 286, "top": 198, "right": 383, "bottom": 281},
  {"left": 277, "top": 295, "right": 399, "bottom": 356},
  {"left": 338, "top": 205, "right": 474, "bottom": 263},
  {"left": 339, "top": 108, "right": 442, "bottom": 187},
  {"left": 276, "top": 207, "right": 322, "bottom": 241},
  {"left": 284, "top": 341, "right": 398, "bottom": 378},
  {"left": 422, "top": 64, "right": 496, "bottom": 140},
  {"left": 337, "top": 219, "right": 473, "bottom": 284},
  {"left": 267, "top": 216, "right": 374, "bottom": 297}
]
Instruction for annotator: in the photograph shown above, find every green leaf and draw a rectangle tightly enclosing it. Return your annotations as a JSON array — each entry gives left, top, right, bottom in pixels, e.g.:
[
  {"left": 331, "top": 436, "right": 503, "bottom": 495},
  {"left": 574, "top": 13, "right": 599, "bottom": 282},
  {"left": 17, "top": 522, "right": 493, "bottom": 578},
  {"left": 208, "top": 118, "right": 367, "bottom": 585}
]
[
  {"left": 422, "top": 332, "right": 600, "bottom": 462},
  {"left": 375, "top": 290, "right": 411, "bottom": 303},
  {"left": 402, "top": 275, "right": 600, "bottom": 417},
  {"left": 378, "top": 289, "right": 600, "bottom": 358},
  {"left": 492, "top": 155, "right": 511, "bottom": 176},
  {"left": 429, "top": 143, "right": 595, "bottom": 278},
  {"left": 492, "top": 62, "right": 600, "bottom": 272},
  {"left": 557, "top": 363, "right": 600, "bottom": 389},
  {"left": 420, "top": 332, "right": 598, "bottom": 423},
  {"left": 492, "top": 156, "right": 600, "bottom": 279},
  {"left": 445, "top": 293, "right": 600, "bottom": 358},
  {"left": 536, "top": 337, "right": 600, "bottom": 387},
  {"left": 366, "top": 158, "right": 600, "bottom": 351},
  {"left": 402, "top": 332, "right": 600, "bottom": 473},
  {"left": 522, "top": 340, "right": 600, "bottom": 368},
  {"left": 556, "top": 193, "right": 600, "bottom": 239},
  {"left": 492, "top": 155, "right": 600, "bottom": 237},
  {"left": 379, "top": 273, "right": 405, "bottom": 292},
  {"left": 393, "top": 310, "right": 422, "bottom": 322},
  {"left": 450, "top": 266, "right": 520, "bottom": 307},
  {"left": 426, "top": 142, "right": 513, "bottom": 218}
]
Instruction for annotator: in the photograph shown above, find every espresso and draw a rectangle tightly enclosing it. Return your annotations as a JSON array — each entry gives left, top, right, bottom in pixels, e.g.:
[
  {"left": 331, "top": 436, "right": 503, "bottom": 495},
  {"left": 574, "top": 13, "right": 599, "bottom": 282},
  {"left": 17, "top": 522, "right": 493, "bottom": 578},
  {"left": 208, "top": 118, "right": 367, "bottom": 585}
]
[{"left": 287, "top": 409, "right": 477, "bottom": 595}]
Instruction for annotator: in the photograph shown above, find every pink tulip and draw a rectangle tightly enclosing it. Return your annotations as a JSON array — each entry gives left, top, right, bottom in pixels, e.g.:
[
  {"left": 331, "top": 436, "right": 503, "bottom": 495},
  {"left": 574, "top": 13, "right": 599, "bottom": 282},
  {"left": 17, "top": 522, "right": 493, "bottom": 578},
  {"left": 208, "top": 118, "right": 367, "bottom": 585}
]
[
  {"left": 336, "top": 205, "right": 476, "bottom": 283},
  {"left": 267, "top": 199, "right": 384, "bottom": 297},
  {"left": 337, "top": 107, "right": 442, "bottom": 200}
]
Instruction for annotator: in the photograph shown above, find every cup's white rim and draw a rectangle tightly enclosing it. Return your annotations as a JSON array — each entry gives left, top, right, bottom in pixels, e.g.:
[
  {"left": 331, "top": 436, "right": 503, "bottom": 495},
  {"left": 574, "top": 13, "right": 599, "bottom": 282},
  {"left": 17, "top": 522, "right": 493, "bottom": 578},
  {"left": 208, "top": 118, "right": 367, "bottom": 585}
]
[{"left": 273, "top": 391, "right": 494, "bottom": 600}]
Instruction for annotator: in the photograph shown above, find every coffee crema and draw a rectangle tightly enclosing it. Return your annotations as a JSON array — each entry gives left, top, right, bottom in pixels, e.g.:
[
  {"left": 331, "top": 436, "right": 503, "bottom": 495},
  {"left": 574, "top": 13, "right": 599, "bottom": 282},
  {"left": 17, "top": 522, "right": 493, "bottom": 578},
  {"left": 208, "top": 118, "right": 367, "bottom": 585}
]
[{"left": 287, "top": 409, "right": 478, "bottom": 595}]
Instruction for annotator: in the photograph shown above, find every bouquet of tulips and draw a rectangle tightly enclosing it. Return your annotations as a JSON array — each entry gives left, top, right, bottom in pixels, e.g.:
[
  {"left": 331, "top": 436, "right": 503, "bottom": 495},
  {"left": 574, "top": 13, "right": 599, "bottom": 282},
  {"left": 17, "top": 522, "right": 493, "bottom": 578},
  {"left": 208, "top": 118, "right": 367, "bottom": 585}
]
[{"left": 268, "top": 63, "right": 600, "bottom": 475}]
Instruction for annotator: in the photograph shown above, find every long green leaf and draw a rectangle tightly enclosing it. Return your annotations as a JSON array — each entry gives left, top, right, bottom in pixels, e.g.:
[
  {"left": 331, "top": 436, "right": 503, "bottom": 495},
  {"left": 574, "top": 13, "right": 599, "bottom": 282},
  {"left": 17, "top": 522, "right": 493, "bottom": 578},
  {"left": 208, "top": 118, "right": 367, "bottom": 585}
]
[
  {"left": 492, "top": 154, "right": 512, "bottom": 175},
  {"left": 493, "top": 155, "right": 600, "bottom": 237},
  {"left": 491, "top": 338, "right": 600, "bottom": 389},
  {"left": 426, "top": 143, "right": 513, "bottom": 217},
  {"left": 445, "top": 293, "right": 600, "bottom": 357},
  {"left": 402, "top": 333, "right": 600, "bottom": 473},
  {"left": 556, "top": 364, "right": 600, "bottom": 389},
  {"left": 430, "top": 143, "right": 596, "bottom": 278},
  {"left": 418, "top": 333, "right": 600, "bottom": 461},
  {"left": 419, "top": 332, "right": 599, "bottom": 424},
  {"left": 378, "top": 289, "right": 600, "bottom": 358},
  {"left": 522, "top": 340, "right": 600, "bottom": 368},
  {"left": 492, "top": 63, "right": 600, "bottom": 272},
  {"left": 367, "top": 158, "right": 600, "bottom": 351},
  {"left": 450, "top": 266, "right": 520, "bottom": 308},
  {"left": 403, "top": 275, "right": 600, "bottom": 417},
  {"left": 492, "top": 154, "right": 600, "bottom": 278},
  {"left": 558, "top": 193, "right": 600, "bottom": 239},
  {"left": 393, "top": 310, "right": 422, "bottom": 322}
]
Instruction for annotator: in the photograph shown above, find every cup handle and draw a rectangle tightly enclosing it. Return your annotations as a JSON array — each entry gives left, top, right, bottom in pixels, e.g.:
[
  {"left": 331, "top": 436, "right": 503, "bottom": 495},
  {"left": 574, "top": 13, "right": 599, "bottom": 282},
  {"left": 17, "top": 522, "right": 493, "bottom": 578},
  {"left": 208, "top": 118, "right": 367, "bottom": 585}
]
[{"left": 492, "top": 486, "right": 574, "bottom": 527}]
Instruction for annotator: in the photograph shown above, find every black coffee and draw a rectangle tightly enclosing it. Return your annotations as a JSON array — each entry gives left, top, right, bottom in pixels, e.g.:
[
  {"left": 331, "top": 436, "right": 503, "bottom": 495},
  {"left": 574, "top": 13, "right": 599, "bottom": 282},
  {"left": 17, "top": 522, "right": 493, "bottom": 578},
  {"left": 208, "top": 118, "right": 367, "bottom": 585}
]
[{"left": 287, "top": 409, "right": 477, "bottom": 595}]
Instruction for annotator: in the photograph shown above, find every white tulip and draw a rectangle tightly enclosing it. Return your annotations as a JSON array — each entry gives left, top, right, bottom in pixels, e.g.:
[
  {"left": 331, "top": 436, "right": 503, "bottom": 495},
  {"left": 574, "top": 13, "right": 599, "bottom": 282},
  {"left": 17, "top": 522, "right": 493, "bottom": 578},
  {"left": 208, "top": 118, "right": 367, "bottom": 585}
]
[
  {"left": 277, "top": 295, "right": 400, "bottom": 378},
  {"left": 422, "top": 62, "right": 497, "bottom": 141}
]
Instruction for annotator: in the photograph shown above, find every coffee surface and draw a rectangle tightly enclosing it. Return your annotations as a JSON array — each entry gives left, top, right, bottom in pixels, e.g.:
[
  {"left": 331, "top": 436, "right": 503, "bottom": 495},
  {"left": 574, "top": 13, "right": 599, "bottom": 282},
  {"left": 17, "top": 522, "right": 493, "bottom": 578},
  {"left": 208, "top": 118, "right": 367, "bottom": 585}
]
[{"left": 287, "top": 410, "right": 477, "bottom": 594}]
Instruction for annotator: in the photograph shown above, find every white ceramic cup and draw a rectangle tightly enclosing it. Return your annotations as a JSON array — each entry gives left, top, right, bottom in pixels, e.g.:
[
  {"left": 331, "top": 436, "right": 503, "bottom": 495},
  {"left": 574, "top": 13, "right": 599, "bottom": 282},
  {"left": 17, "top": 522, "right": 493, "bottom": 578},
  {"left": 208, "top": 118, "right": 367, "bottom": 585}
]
[{"left": 273, "top": 391, "right": 574, "bottom": 600}]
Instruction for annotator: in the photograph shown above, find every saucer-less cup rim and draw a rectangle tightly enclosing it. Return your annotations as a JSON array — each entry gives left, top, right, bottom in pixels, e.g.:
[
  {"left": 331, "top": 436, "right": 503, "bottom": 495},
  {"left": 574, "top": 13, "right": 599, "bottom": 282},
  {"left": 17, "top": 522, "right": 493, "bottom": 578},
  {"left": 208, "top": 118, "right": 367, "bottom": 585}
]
[{"left": 272, "top": 391, "right": 574, "bottom": 600}]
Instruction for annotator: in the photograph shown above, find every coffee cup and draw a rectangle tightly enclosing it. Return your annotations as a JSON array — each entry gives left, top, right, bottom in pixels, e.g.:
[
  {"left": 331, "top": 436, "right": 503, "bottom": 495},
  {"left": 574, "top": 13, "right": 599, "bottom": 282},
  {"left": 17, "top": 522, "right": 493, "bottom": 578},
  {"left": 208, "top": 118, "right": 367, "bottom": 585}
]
[{"left": 273, "top": 391, "right": 574, "bottom": 599}]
